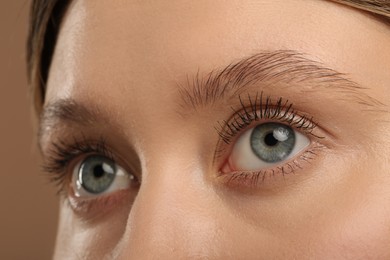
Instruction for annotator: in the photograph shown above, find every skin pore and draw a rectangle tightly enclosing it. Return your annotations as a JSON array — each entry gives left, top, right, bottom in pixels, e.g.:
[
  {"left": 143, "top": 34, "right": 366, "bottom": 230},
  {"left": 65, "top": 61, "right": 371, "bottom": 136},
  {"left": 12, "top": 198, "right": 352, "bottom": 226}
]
[{"left": 40, "top": 0, "right": 390, "bottom": 258}]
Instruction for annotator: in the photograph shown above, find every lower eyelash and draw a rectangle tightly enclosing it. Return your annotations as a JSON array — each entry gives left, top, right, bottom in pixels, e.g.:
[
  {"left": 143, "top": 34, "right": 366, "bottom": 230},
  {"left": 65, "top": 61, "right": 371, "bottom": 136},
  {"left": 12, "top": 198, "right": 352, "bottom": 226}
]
[
  {"left": 217, "top": 143, "right": 326, "bottom": 189},
  {"left": 215, "top": 91, "right": 321, "bottom": 145}
]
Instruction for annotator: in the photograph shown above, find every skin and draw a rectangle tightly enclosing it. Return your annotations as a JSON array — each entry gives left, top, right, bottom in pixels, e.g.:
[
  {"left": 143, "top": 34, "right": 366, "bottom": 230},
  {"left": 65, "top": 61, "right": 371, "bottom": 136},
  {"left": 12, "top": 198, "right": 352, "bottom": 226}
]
[{"left": 40, "top": 0, "right": 390, "bottom": 259}]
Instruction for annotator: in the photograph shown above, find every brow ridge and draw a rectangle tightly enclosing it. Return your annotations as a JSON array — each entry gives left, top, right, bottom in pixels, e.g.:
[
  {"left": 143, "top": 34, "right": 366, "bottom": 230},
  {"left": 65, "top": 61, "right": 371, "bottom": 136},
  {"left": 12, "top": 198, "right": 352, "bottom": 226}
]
[
  {"left": 179, "top": 50, "right": 384, "bottom": 111},
  {"left": 39, "top": 99, "right": 103, "bottom": 143}
]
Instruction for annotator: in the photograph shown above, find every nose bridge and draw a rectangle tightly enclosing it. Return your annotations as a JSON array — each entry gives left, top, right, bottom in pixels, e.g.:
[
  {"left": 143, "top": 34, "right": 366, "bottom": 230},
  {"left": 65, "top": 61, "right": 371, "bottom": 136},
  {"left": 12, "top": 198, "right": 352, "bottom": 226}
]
[{"left": 118, "top": 158, "right": 222, "bottom": 259}]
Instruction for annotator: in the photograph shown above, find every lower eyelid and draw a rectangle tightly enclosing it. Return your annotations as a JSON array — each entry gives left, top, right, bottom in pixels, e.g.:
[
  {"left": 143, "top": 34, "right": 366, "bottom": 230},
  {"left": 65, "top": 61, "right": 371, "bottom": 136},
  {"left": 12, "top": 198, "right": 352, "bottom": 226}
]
[
  {"left": 67, "top": 188, "right": 135, "bottom": 220},
  {"left": 215, "top": 142, "right": 327, "bottom": 192}
]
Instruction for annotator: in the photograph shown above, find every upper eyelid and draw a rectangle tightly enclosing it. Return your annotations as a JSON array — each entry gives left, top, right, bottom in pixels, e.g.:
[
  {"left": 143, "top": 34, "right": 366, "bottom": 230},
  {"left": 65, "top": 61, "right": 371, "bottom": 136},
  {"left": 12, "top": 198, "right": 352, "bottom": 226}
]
[{"left": 215, "top": 93, "right": 322, "bottom": 145}]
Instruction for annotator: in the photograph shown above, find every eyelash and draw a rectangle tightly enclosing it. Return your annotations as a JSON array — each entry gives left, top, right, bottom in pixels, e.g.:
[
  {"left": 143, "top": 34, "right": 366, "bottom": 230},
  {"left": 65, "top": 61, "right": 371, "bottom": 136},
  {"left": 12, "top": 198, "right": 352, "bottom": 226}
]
[
  {"left": 216, "top": 91, "right": 321, "bottom": 145},
  {"left": 214, "top": 91, "right": 325, "bottom": 187},
  {"left": 43, "top": 135, "right": 114, "bottom": 194}
]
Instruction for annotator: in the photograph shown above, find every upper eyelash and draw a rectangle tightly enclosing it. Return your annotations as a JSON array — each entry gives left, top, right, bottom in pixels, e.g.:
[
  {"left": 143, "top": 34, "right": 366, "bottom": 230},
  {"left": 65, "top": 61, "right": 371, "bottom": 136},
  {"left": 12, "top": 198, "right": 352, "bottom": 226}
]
[
  {"left": 42, "top": 135, "right": 113, "bottom": 192},
  {"left": 215, "top": 91, "right": 322, "bottom": 145}
]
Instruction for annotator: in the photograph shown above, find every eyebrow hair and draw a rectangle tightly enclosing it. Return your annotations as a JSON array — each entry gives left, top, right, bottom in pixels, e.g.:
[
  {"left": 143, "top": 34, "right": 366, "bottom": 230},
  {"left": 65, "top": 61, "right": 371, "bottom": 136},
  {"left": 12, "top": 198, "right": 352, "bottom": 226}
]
[
  {"left": 39, "top": 50, "right": 385, "bottom": 145},
  {"left": 179, "top": 50, "right": 384, "bottom": 110},
  {"left": 38, "top": 99, "right": 105, "bottom": 144}
]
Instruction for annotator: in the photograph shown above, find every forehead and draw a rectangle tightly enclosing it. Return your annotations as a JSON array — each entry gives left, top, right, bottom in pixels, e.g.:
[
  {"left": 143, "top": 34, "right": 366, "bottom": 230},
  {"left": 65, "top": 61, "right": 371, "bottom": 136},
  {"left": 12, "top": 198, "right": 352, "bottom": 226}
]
[{"left": 46, "top": 0, "right": 390, "bottom": 105}]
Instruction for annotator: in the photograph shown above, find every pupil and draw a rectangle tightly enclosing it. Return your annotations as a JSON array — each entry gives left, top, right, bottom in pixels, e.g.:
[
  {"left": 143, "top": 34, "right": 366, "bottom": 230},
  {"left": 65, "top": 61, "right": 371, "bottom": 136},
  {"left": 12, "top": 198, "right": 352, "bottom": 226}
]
[
  {"left": 264, "top": 132, "right": 278, "bottom": 146},
  {"left": 93, "top": 165, "right": 105, "bottom": 178}
]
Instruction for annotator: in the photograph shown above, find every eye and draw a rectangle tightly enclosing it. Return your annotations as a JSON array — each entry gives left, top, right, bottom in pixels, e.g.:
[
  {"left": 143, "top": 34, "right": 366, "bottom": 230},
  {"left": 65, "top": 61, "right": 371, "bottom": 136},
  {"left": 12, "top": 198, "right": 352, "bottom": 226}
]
[
  {"left": 222, "top": 122, "right": 310, "bottom": 172},
  {"left": 72, "top": 155, "right": 135, "bottom": 197}
]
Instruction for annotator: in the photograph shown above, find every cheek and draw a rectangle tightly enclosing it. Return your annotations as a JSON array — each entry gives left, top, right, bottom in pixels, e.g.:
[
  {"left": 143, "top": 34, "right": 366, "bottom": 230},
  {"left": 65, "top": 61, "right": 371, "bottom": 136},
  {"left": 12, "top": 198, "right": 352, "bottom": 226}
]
[
  {"left": 54, "top": 200, "right": 131, "bottom": 259},
  {"left": 282, "top": 149, "right": 390, "bottom": 258},
  {"left": 315, "top": 161, "right": 390, "bottom": 258},
  {"left": 318, "top": 199, "right": 390, "bottom": 259}
]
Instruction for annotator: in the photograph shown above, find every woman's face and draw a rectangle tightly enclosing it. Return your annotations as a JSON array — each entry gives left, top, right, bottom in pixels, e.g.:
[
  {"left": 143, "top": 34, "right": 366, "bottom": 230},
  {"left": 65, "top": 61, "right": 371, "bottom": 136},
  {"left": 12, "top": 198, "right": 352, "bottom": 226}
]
[{"left": 41, "top": 0, "right": 390, "bottom": 258}]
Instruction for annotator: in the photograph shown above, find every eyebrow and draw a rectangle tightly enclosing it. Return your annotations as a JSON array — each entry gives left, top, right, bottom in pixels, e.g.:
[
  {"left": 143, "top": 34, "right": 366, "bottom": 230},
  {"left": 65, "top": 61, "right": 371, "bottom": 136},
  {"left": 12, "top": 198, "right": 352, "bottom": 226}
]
[
  {"left": 179, "top": 50, "right": 383, "bottom": 110},
  {"left": 38, "top": 99, "right": 106, "bottom": 144},
  {"left": 39, "top": 50, "right": 385, "bottom": 144}
]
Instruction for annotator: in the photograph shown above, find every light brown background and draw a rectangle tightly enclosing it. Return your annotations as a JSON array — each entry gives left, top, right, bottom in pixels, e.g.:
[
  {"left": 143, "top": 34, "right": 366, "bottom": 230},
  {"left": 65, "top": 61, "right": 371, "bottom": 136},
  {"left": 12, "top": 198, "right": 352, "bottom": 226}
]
[{"left": 0, "top": 1, "right": 58, "bottom": 259}]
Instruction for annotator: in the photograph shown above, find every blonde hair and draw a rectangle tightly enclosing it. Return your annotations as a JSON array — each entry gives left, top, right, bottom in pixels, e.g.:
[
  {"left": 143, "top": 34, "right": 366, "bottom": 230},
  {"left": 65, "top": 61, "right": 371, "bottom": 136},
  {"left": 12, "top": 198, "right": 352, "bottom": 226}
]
[
  {"left": 331, "top": 0, "right": 390, "bottom": 22},
  {"left": 27, "top": 0, "right": 390, "bottom": 114}
]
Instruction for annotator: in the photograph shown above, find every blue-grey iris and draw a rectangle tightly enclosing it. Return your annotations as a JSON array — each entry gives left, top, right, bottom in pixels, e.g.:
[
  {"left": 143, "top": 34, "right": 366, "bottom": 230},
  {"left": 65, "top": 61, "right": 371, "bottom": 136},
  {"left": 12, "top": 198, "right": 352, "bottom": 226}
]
[
  {"left": 78, "top": 155, "right": 116, "bottom": 194},
  {"left": 250, "top": 123, "right": 295, "bottom": 163}
]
